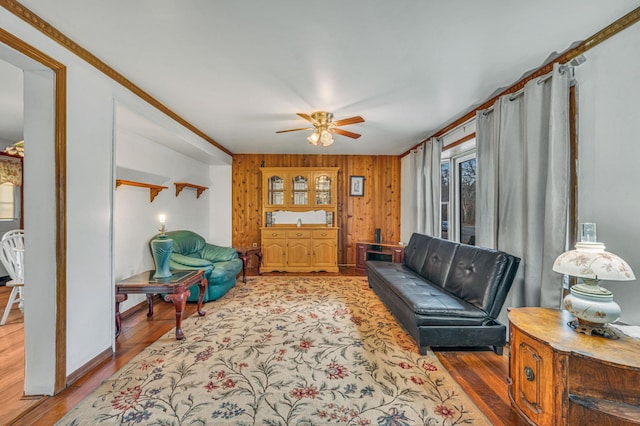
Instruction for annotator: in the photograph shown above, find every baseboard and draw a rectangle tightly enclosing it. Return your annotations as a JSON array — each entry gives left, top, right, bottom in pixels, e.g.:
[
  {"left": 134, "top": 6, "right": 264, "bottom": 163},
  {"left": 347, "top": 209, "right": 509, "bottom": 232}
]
[
  {"left": 121, "top": 294, "right": 162, "bottom": 320},
  {"left": 66, "top": 347, "right": 113, "bottom": 387},
  {"left": 66, "top": 295, "right": 163, "bottom": 386}
]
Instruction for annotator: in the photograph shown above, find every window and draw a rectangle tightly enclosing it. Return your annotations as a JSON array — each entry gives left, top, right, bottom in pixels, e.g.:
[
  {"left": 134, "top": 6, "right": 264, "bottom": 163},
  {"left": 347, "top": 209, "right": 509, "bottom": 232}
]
[
  {"left": 456, "top": 154, "right": 476, "bottom": 245},
  {"left": 0, "top": 182, "right": 16, "bottom": 220},
  {"left": 440, "top": 162, "right": 450, "bottom": 239},
  {"left": 441, "top": 139, "right": 476, "bottom": 244}
]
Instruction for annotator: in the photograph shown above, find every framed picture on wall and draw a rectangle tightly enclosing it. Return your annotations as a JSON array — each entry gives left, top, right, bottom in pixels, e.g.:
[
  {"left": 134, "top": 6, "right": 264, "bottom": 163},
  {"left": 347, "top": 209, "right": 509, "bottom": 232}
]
[{"left": 350, "top": 176, "right": 364, "bottom": 196}]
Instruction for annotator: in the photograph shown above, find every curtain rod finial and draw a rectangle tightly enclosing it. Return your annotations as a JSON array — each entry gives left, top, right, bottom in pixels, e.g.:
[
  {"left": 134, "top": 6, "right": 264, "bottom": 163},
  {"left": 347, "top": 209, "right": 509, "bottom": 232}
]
[{"left": 569, "top": 54, "right": 587, "bottom": 67}]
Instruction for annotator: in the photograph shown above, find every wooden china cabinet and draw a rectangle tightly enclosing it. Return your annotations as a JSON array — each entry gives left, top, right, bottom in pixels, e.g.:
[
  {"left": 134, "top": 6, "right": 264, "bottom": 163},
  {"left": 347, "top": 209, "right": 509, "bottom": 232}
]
[{"left": 260, "top": 167, "right": 339, "bottom": 272}]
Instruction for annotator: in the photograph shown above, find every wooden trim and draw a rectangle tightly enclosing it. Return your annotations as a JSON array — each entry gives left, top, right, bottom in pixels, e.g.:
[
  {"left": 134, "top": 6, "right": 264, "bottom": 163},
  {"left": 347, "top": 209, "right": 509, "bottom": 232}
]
[
  {"left": 443, "top": 132, "right": 476, "bottom": 152},
  {"left": 115, "top": 179, "right": 168, "bottom": 202},
  {"left": 0, "top": 27, "right": 67, "bottom": 394},
  {"left": 401, "top": 6, "right": 640, "bottom": 158},
  {"left": 65, "top": 347, "right": 112, "bottom": 387},
  {"left": 568, "top": 85, "right": 578, "bottom": 287},
  {"left": 0, "top": 152, "right": 23, "bottom": 159},
  {"left": 54, "top": 66, "right": 67, "bottom": 394},
  {"left": 569, "top": 87, "right": 578, "bottom": 242},
  {"left": 0, "top": 0, "right": 233, "bottom": 157}
]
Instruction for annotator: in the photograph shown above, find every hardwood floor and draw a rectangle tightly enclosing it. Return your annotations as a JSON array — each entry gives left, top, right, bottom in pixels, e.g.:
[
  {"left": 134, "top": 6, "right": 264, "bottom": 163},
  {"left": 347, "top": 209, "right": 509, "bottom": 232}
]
[{"left": 1, "top": 271, "right": 525, "bottom": 425}]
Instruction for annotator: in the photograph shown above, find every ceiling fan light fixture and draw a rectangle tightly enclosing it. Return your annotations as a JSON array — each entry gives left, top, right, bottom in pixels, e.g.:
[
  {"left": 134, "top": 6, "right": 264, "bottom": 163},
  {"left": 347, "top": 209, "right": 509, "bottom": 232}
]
[
  {"left": 320, "top": 129, "right": 334, "bottom": 146},
  {"left": 277, "top": 111, "right": 364, "bottom": 146},
  {"left": 307, "top": 131, "right": 320, "bottom": 145}
]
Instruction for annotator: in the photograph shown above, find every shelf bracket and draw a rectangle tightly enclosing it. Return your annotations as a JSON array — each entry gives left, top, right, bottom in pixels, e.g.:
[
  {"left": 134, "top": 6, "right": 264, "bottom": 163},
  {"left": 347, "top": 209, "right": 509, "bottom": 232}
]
[
  {"left": 174, "top": 182, "right": 208, "bottom": 199},
  {"left": 115, "top": 179, "right": 168, "bottom": 202}
]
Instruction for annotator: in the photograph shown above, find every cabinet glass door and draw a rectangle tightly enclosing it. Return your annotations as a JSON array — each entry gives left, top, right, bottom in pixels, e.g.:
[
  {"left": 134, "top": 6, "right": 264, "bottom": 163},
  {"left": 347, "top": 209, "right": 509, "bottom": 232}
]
[
  {"left": 291, "top": 175, "right": 308, "bottom": 205},
  {"left": 267, "top": 175, "right": 285, "bottom": 205},
  {"left": 315, "top": 174, "right": 332, "bottom": 205}
]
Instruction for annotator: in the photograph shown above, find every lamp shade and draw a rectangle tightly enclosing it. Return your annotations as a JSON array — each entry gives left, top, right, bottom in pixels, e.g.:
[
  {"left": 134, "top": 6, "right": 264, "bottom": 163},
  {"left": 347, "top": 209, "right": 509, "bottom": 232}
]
[
  {"left": 320, "top": 129, "right": 334, "bottom": 146},
  {"left": 552, "top": 242, "right": 635, "bottom": 282},
  {"left": 307, "top": 131, "right": 320, "bottom": 145}
]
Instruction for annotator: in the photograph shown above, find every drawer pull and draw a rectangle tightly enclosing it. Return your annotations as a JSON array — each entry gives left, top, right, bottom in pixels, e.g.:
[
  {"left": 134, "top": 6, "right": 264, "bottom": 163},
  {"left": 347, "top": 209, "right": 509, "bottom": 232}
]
[
  {"left": 296, "top": 233, "right": 302, "bottom": 236},
  {"left": 272, "top": 233, "right": 278, "bottom": 236},
  {"left": 321, "top": 233, "right": 327, "bottom": 236},
  {"left": 524, "top": 366, "right": 535, "bottom": 381}
]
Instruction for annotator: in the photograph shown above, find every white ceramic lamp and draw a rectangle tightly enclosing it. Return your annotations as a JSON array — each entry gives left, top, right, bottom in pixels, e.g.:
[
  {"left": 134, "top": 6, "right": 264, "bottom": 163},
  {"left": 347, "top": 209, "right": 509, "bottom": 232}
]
[{"left": 553, "top": 223, "right": 635, "bottom": 338}]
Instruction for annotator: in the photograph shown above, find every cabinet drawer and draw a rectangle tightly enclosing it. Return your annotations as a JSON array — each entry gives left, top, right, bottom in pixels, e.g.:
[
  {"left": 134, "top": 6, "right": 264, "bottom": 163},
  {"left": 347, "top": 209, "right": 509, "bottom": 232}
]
[
  {"left": 262, "top": 230, "right": 286, "bottom": 239},
  {"left": 287, "top": 230, "right": 312, "bottom": 239},
  {"left": 312, "top": 230, "right": 336, "bottom": 239}
]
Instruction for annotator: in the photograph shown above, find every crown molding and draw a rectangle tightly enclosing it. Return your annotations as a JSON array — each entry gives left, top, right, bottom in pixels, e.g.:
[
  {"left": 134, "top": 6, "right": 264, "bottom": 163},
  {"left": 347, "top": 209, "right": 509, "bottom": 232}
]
[{"left": 0, "top": 0, "right": 234, "bottom": 157}]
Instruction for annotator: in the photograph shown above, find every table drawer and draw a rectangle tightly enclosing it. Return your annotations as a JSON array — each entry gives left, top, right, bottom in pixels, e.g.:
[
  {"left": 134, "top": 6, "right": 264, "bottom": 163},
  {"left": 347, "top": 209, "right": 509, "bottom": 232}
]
[
  {"left": 313, "top": 229, "right": 336, "bottom": 239},
  {"left": 287, "top": 230, "right": 312, "bottom": 239}
]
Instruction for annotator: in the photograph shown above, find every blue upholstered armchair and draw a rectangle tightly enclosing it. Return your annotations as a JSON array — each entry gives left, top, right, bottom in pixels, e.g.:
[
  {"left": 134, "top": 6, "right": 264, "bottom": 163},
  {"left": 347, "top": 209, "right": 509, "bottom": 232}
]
[{"left": 157, "top": 230, "right": 242, "bottom": 302}]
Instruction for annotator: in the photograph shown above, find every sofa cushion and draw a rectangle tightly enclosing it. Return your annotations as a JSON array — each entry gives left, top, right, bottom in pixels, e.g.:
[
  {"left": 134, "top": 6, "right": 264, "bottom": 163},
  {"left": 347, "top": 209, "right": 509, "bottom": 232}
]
[
  {"left": 402, "top": 234, "right": 431, "bottom": 273},
  {"left": 171, "top": 253, "right": 214, "bottom": 268},
  {"left": 443, "top": 244, "right": 513, "bottom": 314},
  {"left": 201, "top": 243, "right": 238, "bottom": 262},
  {"left": 167, "top": 230, "right": 206, "bottom": 255},
  {"left": 367, "top": 261, "right": 486, "bottom": 319},
  {"left": 403, "top": 233, "right": 458, "bottom": 288},
  {"left": 417, "top": 237, "right": 458, "bottom": 287}
]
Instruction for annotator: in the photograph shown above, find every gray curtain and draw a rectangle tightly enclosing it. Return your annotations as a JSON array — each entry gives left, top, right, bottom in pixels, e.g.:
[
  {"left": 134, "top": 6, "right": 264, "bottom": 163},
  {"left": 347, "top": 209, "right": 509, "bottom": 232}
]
[
  {"left": 476, "top": 63, "right": 570, "bottom": 317},
  {"left": 409, "top": 137, "right": 442, "bottom": 237}
]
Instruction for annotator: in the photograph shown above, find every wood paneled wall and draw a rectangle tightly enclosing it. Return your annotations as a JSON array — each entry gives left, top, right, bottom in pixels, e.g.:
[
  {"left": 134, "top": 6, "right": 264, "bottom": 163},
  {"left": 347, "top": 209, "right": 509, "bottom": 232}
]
[{"left": 232, "top": 154, "right": 401, "bottom": 265}]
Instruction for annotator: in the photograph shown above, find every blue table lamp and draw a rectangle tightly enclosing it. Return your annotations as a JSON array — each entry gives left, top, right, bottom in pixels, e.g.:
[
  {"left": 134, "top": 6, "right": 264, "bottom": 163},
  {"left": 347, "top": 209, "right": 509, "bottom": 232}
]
[{"left": 150, "top": 214, "right": 173, "bottom": 278}]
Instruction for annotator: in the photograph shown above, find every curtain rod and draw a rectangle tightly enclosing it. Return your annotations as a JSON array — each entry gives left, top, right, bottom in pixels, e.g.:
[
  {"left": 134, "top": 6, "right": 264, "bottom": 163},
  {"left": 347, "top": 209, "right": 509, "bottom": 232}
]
[
  {"left": 399, "top": 6, "right": 640, "bottom": 158},
  {"left": 480, "top": 61, "right": 580, "bottom": 110}
]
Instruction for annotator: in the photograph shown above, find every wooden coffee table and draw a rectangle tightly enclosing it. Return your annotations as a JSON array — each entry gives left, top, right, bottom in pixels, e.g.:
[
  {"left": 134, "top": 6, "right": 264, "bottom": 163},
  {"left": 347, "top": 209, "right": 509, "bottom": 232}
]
[{"left": 115, "top": 269, "right": 207, "bottom": 340}]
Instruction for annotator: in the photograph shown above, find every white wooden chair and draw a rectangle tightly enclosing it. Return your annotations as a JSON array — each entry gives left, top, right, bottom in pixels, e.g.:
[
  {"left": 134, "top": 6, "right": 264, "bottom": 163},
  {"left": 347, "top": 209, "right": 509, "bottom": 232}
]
[{"left": 0, "top": 229, "right": 24, "bottom": 325}]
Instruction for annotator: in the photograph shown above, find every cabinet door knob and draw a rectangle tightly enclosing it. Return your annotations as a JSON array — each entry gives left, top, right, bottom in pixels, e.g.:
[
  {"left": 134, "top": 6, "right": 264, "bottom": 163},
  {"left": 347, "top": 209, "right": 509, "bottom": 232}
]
[{"left": 524, "top": 366, "right": 535, "bottom": 381}]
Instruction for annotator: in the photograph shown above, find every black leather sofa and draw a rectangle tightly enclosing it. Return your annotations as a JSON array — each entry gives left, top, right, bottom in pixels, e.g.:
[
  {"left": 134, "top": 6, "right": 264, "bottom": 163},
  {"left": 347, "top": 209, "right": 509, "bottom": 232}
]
[{"left": 366, "top": 233, "right": 520, "bottom": 355}]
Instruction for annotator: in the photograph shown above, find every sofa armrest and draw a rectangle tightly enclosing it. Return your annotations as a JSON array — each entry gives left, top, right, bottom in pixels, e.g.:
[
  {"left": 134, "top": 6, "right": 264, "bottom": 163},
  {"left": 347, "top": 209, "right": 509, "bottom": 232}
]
[
  {"left": 200, "top": 243, "right": 238, "bottom": 262},
  {"left": 170, "top": 253, "right": 214, "bottom": 268}
]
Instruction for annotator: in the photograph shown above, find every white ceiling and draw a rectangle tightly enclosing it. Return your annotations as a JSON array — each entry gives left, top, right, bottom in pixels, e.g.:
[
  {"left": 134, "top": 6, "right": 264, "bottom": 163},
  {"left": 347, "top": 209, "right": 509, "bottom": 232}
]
[{"left": 4, "top": 1, "right": 640, "bottom": 155}]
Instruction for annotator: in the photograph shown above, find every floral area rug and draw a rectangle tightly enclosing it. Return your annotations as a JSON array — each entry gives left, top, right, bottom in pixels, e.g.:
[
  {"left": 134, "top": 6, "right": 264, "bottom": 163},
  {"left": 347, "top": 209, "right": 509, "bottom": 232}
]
[{"left": 58, "top": 276, "right": 489, "bottom": 425}]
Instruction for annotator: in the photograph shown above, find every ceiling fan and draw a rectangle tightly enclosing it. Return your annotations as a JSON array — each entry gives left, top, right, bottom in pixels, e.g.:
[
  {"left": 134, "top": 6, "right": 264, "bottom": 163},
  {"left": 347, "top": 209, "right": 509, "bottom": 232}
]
[{"left": 276, "top": 111, "right": 365, "bottom": 146}]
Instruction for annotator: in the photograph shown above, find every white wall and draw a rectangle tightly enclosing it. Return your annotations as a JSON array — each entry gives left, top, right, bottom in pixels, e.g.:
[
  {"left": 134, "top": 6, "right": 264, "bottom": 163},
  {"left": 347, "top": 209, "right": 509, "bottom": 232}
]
[
  {"left": 115, "top": 130, "right": 212, "bottom": 311},
  {"left": 208, "top": 165, "right": 233, "bottom": 246},
  {"left": 576, "top": 22, "right": 640, "bottom": 324},
  {"left": 400, "top": 154, "right": 413, "bottom": 244},
  {"left": 0, "top": 8, "right": 232, "bottom": 394}
]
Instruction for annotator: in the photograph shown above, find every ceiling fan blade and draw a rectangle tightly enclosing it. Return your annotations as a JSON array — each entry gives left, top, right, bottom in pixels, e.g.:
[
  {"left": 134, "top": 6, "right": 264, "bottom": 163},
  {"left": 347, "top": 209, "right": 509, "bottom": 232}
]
[
  {"left": 296, "top": 113, "right": 317, "bottom": 124},
  {"left": 331, "top": 127, "right": 361, "bottom": 139},
  {"left": 333, "top": 115, "right": 365, "bottom": 127},
  {"left": 275, "top": 127, "right": 313, "bottom": 133}
]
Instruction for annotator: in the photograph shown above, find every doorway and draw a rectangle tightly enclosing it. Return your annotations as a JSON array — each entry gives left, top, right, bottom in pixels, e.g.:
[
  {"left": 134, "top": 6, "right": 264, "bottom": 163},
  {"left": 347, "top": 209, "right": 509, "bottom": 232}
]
[{"left": 0, "top": 28, "right": 66, "bottom": 399}]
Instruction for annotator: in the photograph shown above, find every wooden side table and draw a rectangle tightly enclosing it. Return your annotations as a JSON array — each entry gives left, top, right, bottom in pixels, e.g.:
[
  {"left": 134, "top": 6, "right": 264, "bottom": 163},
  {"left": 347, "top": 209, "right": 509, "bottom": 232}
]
[
  {"left": 116, "top": 270, "right": 207, "bottom": 340},
  {"left": 508, "top": 307, "right": 640, "bottom": 425},
  {"left": 355, "top": 241, "right": 405, "bottom": 273},
  {"left": 235, "top": 246, "right": 262, "bottom": 283}
]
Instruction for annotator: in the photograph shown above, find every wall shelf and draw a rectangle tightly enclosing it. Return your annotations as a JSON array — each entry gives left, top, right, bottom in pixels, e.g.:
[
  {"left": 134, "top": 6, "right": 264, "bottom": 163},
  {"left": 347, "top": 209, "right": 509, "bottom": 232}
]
[
  {"left": 115, "top": 179, "right": 168, "bottom": 202},
  {"left": 174, "top": 182, "right": 208, "bottom": 199}
]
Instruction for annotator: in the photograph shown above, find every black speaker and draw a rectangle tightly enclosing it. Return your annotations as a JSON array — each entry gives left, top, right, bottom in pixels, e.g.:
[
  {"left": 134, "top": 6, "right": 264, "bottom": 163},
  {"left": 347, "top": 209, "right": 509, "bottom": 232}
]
[{"left": 374, "top": 228, "right": 381, "bottom": 243}]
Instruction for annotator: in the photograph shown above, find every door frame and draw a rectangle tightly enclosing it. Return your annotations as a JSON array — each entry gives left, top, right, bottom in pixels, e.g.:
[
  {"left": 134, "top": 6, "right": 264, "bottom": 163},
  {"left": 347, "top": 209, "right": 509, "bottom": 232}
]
[{"left": 0, "top": 27, "right": 67, "bottom": 394}]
